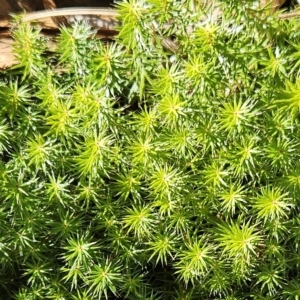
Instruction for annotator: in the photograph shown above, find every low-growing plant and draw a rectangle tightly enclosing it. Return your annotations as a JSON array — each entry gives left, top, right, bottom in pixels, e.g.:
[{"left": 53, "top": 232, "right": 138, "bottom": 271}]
[{"left": 1, "top": 0, "right": 300, "bottom": 299}]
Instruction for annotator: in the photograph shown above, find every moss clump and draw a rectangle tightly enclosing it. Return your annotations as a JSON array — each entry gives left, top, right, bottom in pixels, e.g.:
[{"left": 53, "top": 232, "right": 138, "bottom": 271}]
[{"left": 1, "top": 1, "right": 300, "bottom": 299}]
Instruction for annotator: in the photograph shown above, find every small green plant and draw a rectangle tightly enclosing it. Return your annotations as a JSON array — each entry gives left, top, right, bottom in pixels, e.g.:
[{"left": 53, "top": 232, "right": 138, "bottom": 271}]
[{"left": 2, "top": 0, "right": 300, "bottom": 299}]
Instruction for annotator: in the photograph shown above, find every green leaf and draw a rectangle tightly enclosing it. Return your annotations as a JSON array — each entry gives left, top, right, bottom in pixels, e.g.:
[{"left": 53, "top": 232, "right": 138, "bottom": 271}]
[
  {"left": 149, "top": 164, "right": 183, "bottom": 196},
  {"left": 112, "top": 170, "right": 142, "bottom": 202},
  {"left": 156, "top": 93, "right": 187, "bottom": 129},
  {"left": 215, "top": 219, "right": 262, "bottom": 263},
  {"left": 0, "top": 80, "right": 32, "bottom": 119},
  {"left": 273, "top": 78, "right": 300, "bottom": 119},
  {"left": 12, "top": 20, "right": 46, "bottom": 78},
  {"left": 128, "top": 134, "right": 157, "bottom": 167},
  {"left": 123, "top": 205, "right": 156, "bottom": 239},
  {"left": 62, "top": 234, "right": 99, "bottom": 270},
  {"left": 147, "top": 232, "right": 177, "bottom": 265},
  {"left": 255, "top": 263, "right": 284, "bottom": 295},
  {"left": 174, "top": 237, "right": 214, "bottom": 285},
  {"left": 45, "top": 99, "right": 79, "bottom": 137},
  {"left": 24, "top": 260, "right": 53, "bottom": 287},
  {"left": 45, "top": 173, "right": 73, "bottom": 206},
  {"left": 150, "top": 64, "right": 182, "bottom": 96},
  {"left": 86, "top": 258, "right": 122, "bottom": 299},
  {"left": 74, "top": 131, "right": 114, "bottom": 177},
  {"left": 57, "top": 21, "right": 96, "bottom": 74},
  {"left": 253, "top": 186, "right": 292, "bottom": 223},
  {"left": 25, "top": 134, "right": 55, "bottom": 172},
  {"left": 283, "top": 279, "right": 300, "bottom": 300},
  {"left": 219, "top": 183, "right": 247, "bottom": 216},
  {"left": 218, "top": 97, "right": 257, "bottom": 133}
]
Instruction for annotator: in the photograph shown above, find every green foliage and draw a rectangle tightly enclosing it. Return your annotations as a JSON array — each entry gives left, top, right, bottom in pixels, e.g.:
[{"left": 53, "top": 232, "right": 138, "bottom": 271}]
[{"left": 2, "top": 0, "right": 300, "bottom": 299}]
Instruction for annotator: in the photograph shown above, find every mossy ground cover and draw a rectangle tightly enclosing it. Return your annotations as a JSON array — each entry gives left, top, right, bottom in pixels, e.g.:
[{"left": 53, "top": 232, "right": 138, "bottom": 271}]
[{"left": 1, "top": 1, "right": 300, "bottom": 299}]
